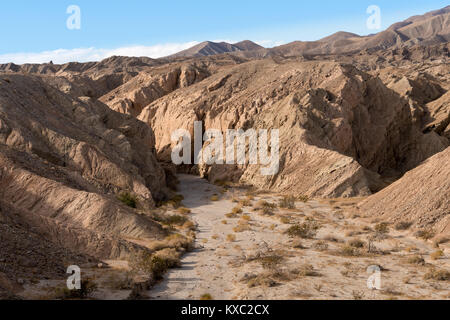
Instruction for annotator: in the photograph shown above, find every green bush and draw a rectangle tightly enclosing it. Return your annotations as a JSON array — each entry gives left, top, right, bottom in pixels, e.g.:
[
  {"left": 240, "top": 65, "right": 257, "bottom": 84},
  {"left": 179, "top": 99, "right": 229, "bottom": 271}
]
[{"left": 117, "top": 192, "right": 137, "bottom": 208}]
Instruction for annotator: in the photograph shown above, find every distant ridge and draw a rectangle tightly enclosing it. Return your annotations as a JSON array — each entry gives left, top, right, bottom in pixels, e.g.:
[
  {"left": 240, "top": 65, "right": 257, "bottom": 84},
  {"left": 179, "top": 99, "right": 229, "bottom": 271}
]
[{"left": 167, "top": 40, "right": 264, "bottom": 58}]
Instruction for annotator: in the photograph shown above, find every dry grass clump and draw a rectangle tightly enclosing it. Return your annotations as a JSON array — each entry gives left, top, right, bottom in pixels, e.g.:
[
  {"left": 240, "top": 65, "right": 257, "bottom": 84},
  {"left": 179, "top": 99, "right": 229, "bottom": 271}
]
[
  {"left": 339, "top": 245, "right": 363, "bottom": 257},
  {"left": 279, "top": 216, "right": 291, "bottom": 224},
  {"left": 423, "top": 268, "right": 450, "bottom": 281},
  {"left": 129, "top": 252, "right": 171, "bottom": 280},
  {"left": 154, "top": 248, "right": 182, "bottom": 268},
  {"left": 233, "top": 222, "right": 252, "bottom": 233},
  {"left": 285, "top": 219, "right": 320, "bottom": 239},
  {"left": 394, "top": 221, "right": 412, "bottom": 231},
  {"left": 159, "top": 194, "right": 185, "bottom": 208},
  {"left": 240, "top": 273, "right": 278, "bottom": 288},
  {"left": 406, "top": 255, "right": 425, "bottom": 265},
  {"left": 348, "top": 238, "right": 365, "bottom": 248},
  {"left": 231, "top": 205, "right": 243, "bottom": 215},
  {"left": 259, "top": 254, "right": 284, "bottom": 270},
  {"left": 279, "top": 195, "right": 296, "bottom": 209},
  {"left": 226, "top": 234, "right": 236, "bottom": 242},
  {"left": 182, "top": 221, "right": 196, "bottom": 231},
  {"left": 374, "top": 222, "right": 389, "bottom": 235},
  {"left": 415, "top": 228, "right": 435, "bottom": 241},
  {"left": 177, "top": 207, "right": 192, "bottom": 215},
  {"left": 430, "top": 250, "right": 444, "bottom": 261},
  {"left": 239, "top": 198, "right": 252, "bottom": 207},
  {"left": 52, "top": 278, "right": 98, "bottom": 300},
  {"left": 221, "top": 220, "right": 228, "bottom": 225},
  {"left": 352, "top": 290, "right": 365, "bottom": 300},
  {"left": 210, "top": 194, "right": 219, "bottom": 201},
  {"left": 291, "top": 264, "right": 320, "bottom": 277},
  {"left": 297, "top": 195, "right": 309, "bottom": 203},
  {"left": 312, "top": 240, "right": 329, "bottom": 252}
]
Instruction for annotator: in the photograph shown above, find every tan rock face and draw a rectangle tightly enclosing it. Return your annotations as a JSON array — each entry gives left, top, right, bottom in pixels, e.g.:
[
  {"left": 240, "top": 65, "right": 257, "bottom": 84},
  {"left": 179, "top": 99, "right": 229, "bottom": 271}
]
[
  {"left": 360, "top": 147, "right": 450, "bottom": 236},
  {"left": 137, "top": 60, "right": 447, "bottom": 196},
  {"left": 0, "top": 74, "right": 167, "bottom": 268}
]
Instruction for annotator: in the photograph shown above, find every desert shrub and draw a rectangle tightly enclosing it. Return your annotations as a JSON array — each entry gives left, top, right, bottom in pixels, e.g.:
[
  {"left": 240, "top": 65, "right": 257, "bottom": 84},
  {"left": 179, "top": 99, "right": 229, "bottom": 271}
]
[
  {"left": 406, "top": 255, "right": 425, "bottom": 265},
  {"left": 297, "top": 195, "right": 309, "bottom": 203},
  {"left": 339, "top": 245, "right": 361, "bottom": 257},
  {"left": 226, "top": 234, "right": 236, "bottom": 242},
  {"left": 154, "top": 248, "right": 181, "bottom": 269},
  {"left": 352, "top": 290, "right": 365, "bottom": 300},
  {"left": 239, "top": 198, "right": 251, "bottom": 207},
  {"left": 182, "top": 221, "right": 196, "bottom": 231},
  {"left": 415, "top": 228, "right": 435, "bottom": 241},
  {"left": 165, "top": 233, "right": 194, "bottom": 251},
  {"left": 430, "top": 250, "right": 444, "bottom": 261},
  {"left": 423, "top": 268, "right": 450, "bottom": 281},
  {"left": 241, "top": 274, "right": 277, "bottom": 288},
  {"left": 233, "top": 224, "right": 252, "bottom": 233},
  {"left": 348, "top": 239, "right": 365, "bottom": 248},
  {"left": 279, "top": 216, "right": 291, "bottom": 224},
  {"left": 54, "top": 278, "right": 97, "bottom": 300},
  {"left": 285, "top": 220, "right": 320, "bottom": 239},
  {"left": 161, "top": 214, "right": 188, "bottom": 226},
  {"left": 210, "top": 195, "right": 219, "bottom": 201},
  {"left": 394, "top": 221, "right": 412, "bottom": 231},
  {"left": 279, "top": 195, "right": 296, "bottom": 209},
  {"left": 200, "top": 293, "right": 214, "bottom": 300},
  {"left": 259, "top": 255, "right": 284, "bottom": 270},
  {"left": 312, "top": 240, "right": 329, "bottom": 251},
  {"left": 221, "top": 220, "right": 228, "bottom": 225},
  {"left": 231, "top": 205, "right": 243, "bottom": 215},
  {"left": 117, "top": 192, "right": 137, "bottom": 208},
  {"left": 374, "top": 222, "right": 389, "bottom": 234},
  {"left": 177, "top": 207, "right": 192, "bottom": 215},
  {"left": 292, "top": 264, "right": 320, "bottom": 277}
]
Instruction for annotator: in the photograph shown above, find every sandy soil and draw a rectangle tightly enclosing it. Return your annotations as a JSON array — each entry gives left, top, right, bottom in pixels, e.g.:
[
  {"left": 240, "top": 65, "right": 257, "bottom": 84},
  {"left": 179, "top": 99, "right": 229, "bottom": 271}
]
[{"left": 149, "top": 175, "right": 449, "bottom": 300}]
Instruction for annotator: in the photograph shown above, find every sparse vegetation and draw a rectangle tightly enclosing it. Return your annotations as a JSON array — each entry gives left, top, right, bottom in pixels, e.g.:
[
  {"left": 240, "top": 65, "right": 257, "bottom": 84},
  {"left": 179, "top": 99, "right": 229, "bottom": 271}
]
[
  {"left": 226, "top": 234, "right": 236, "bottom": 242},
  {"left": 297, "top": 195, "right": 309, "bottom": 203},
  {"left": 200, "top": 293, "right": 214, "bottom": 300},
  {"left": 348, "top": 238, "right": 365, "bottom": 248},
  {"left": 374, "top": 222, "right": 389, "bottom": 235},
  {"left": 285, "top": 220, "right": 320, "bottom": 239},
  {"left": 415, "top": 228, "right": 435, "bottom": 241},
  {"left": 53, "top": 278, "right": 98, "bottom": 300},
  {"left": 210, "top": 195, "right": 219, "bottom": 201},
  {"left": 312, "top": 240, "right": 329, "bottom": 251},
  {"left": 117, "top": 192, "right": 138, "bottom": 208},
  {"left": 430, "top": 250, "right": 444, "bottom": 261},
  {"left": 423, "top": 268, "right": 450, "bottom": 281},
  {"left": 394, "top": 221, "right": 412, "bottom": 230},
  {"left": 406, "top": 255, "right": 425, "bottom": 265},
  {"left": 279, "top": 195, "right": 296, "bottom": 209}
]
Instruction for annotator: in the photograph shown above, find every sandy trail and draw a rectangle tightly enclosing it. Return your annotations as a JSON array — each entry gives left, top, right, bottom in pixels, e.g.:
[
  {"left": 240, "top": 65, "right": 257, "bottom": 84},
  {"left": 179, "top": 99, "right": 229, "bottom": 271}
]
[
  {"left": 150, "top": 174, "right": 238, "bottom": 300},
  {"left": 149, "top": 174, "right": 449, "bottom": 300}
]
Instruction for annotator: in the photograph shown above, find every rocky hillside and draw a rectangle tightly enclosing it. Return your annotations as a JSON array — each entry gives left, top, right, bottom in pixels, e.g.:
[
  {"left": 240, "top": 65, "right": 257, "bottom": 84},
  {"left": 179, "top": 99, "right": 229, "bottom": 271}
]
[{"left": 0, "top": 73, "right": 169, "bottom": 286}]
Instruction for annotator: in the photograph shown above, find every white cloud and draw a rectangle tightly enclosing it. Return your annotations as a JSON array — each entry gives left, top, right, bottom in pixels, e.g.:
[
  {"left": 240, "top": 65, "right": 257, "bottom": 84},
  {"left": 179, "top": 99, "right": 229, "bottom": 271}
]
[
  {"left": 0, "top": 41, "right": 200, "bottom": 65},
  {"left": 254, "top": 40, "right": 286, "bottom": 48}
]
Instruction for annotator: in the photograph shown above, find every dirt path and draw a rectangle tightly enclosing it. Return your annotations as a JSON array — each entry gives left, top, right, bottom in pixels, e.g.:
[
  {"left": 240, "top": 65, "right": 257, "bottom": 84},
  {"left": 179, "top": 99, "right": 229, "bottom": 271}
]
[
  {"left": 149, "top": 174, "right": 239, "bottom": 299},
  {"left": 149, "top": 174, "right": 449, "bottom": 300}
]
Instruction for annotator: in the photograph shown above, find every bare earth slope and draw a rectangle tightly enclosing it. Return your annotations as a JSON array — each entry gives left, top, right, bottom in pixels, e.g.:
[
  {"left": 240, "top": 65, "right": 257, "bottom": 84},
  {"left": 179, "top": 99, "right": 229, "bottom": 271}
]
[{"left": 360, "top": 147, "right": 450, "bottom": 236}]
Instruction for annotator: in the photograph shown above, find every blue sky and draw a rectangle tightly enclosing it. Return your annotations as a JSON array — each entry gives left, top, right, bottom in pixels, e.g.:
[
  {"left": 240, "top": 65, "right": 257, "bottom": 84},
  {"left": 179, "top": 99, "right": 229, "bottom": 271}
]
[{"left": 0, "top": 0, "right": 448, "bottom": 63}]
